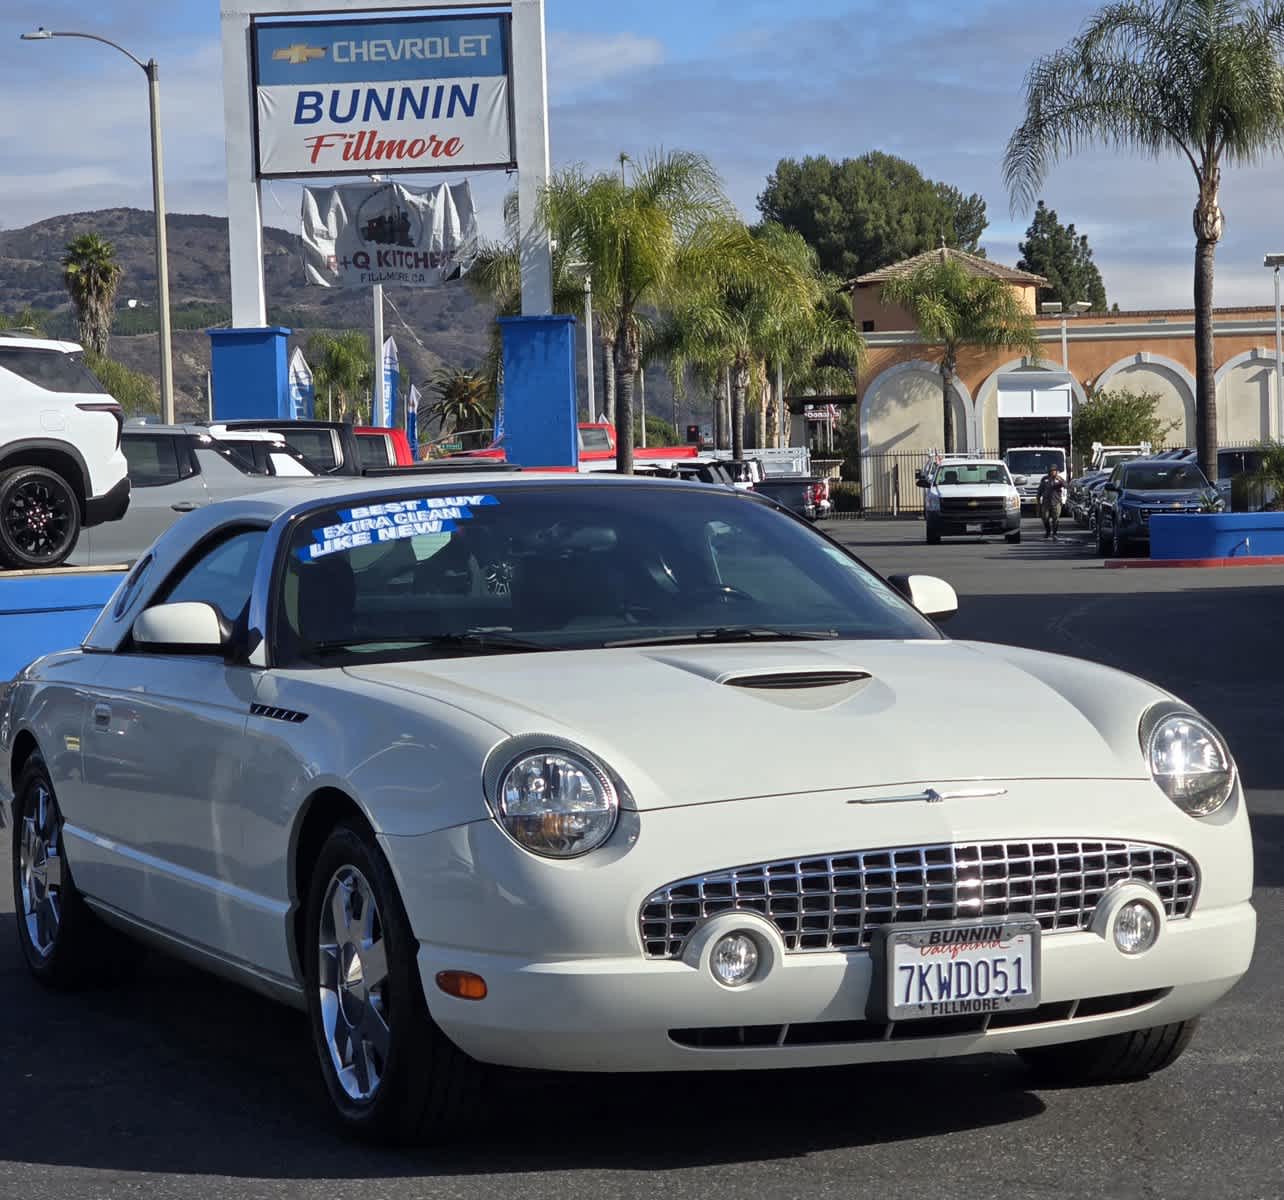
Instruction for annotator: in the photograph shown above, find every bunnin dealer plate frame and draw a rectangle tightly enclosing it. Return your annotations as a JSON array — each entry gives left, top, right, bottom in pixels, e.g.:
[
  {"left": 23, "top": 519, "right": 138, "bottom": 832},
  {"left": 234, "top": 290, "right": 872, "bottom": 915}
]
[{"left": 248, "top": 8, "right": 517, "bottom": 180}]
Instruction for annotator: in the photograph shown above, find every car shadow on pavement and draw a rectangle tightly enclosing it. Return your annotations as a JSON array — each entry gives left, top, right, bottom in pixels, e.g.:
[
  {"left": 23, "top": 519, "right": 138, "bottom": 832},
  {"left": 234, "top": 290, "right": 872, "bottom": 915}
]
[{"left": 0, "top": 922, "right": 1045, "bottom": 1178}]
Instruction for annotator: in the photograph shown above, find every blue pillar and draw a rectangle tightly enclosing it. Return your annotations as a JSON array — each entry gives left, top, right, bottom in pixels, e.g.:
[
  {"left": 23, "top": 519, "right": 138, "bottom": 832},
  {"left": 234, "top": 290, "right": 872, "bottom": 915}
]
[
  {"left": 498, "top": 315, "right": 579, "bottom": 468},
  {"left": 208, "top": 327, "right": 293, "bottom": 420}
]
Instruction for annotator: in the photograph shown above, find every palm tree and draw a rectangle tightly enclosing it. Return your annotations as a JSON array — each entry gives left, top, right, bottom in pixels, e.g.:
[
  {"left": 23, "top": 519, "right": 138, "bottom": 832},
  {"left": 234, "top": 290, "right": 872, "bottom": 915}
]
[
  {"left": 542, "top": 150, "right": 737, "bottom": 472},
  {"left": 880, "top": 256, "right": 1039, "bottom": 451},
  {"left": 61, "top": 234, "right": 122, "bottom": 355},
  {"left": 1003, "top": 0, "right": 1284, "bottom": 478},
  {"left": 428, "top": 368, "right": 493, "bottom": 448},
  {"left": 659, "top": 223, "right": 863, "bottom": 459},
  {"left": 468, "top": 185, "right": 601, "bottom": 420},
  {"left": 307, "top": 331, "right": 373, "bottom": 422}
]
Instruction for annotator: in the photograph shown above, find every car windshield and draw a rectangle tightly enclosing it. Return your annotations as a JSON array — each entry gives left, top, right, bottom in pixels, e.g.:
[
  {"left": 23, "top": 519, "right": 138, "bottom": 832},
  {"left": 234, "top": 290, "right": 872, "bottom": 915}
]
[
  {"left": 276, "top": 484, "right": 939, "bottom": 664},
  {"left": 934, "top": 464, "right": 1010, "bottom": 486},
  {"left": 1005, "top": 450, "right": 1063, "bottom": 474},
  {"left": 280, "top": 429, "right": 340, "bottom": 471},
  {"left": 1122, "top": 464, "right": 1210, "bottom": 490},
  {"left": 578, "top": 427, "right": 613, "bottom": 452}
]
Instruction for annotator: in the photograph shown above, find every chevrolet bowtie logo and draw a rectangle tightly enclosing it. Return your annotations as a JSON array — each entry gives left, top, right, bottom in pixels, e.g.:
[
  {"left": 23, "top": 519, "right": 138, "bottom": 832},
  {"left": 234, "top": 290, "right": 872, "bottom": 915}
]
[{"left": 273, "top": 43, "right": 326, "bottom": 65}]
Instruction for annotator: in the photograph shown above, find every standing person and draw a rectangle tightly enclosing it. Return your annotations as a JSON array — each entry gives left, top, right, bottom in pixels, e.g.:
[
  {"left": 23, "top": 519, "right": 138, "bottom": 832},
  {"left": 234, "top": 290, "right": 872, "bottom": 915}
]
[{"left": 1037, "top": 464, "right": 1067, "bottom": 540}]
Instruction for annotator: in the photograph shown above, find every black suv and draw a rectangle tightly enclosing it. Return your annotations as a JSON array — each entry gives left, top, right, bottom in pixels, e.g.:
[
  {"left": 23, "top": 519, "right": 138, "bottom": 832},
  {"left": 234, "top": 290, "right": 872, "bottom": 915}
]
[{"left": 1096, "top": 458, "right": 1220, "bottom": 557}]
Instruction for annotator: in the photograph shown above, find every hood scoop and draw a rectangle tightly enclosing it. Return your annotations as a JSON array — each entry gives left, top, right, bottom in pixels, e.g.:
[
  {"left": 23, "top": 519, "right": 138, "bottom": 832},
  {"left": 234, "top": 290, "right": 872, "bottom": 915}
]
[{"left": 724, "top": 670, "right": 871, "bottom": 690}]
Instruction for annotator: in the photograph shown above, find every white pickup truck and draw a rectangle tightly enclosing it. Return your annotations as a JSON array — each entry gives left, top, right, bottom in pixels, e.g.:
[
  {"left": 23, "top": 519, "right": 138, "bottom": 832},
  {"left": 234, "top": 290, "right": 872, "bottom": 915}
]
[{"left": 919, "top": 457, "right": 1023, "bottom": 545}]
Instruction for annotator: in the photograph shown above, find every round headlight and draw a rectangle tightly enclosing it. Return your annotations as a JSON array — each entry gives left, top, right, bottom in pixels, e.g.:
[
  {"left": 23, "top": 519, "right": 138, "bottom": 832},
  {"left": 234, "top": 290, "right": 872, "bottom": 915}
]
[
  {"left": 710, "top": 932, "right": 759, "bottom": 987},
  {"left": 494, "top": 749, "right": 619, "bottom": 858},
  {"left": 1144, "top": 710, "right": 1236, "bottom": 816}
]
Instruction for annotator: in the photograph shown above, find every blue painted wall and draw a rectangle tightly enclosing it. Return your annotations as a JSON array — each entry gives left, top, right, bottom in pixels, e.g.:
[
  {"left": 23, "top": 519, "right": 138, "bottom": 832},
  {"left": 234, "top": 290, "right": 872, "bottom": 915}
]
[
  {"left": 209, "top": 328, "right": 293, "bottom": 420},
  {"left": 498, "top": 315, "right": 579, "bottom": 469},
  {"left": 0, "top": 573, "right": 123, "bottom": 680},
  {"left": 1150, "top": 512, "right": 1284, "bottom": 559}
]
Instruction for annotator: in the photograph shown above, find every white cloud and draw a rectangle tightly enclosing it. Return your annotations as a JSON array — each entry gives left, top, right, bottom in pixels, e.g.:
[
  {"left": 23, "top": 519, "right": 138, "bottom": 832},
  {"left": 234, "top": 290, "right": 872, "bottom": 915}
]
[{"left": 547, "top": 31, "right": 665, "bottom": 94}]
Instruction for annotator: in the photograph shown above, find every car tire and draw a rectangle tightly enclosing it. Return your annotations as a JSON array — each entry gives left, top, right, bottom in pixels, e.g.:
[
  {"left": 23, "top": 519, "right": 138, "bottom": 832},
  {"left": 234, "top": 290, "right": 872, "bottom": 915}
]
[
  {"left": 10, "top": 752, "right": 136, "bottom": 988},
  {"left": 925, "top": 521, "right": 941, "bottom": 545},
  {"left": 0, "top": 465, "right": 82, "bottom": 570},
  {"left": 304, "top": 821, "right": 486, "bottom": 1145},
  {"left": 1005, "top": 530, "right": 1021, "bottom": 545},
  {"left": 1019, "top": 1020, "right": 1198, "bottom": 1085},
  {"left": 1097, "top": 521, "right": 1112, "bottom": 557},
  {"left": 1111, "top": 523, "right": 1125, "bottom": 558}
]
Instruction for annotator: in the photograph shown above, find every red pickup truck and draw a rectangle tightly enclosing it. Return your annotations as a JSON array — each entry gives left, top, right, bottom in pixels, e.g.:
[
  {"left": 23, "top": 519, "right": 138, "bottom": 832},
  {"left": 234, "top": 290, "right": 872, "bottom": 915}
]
[
  {"left": 454, "top": 422, "right": 698, "bottom": 466},
  {"left": 355, "top": 426, "right": 414, "bottom": 467}
]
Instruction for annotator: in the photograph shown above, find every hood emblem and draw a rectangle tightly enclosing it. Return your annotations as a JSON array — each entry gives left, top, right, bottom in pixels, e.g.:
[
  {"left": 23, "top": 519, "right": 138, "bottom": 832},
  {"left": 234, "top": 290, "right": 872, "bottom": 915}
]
[
  {"left": 848, "top": 786, "right": 1008, "bottom": 806},
  {"left": 967, "top": 500, "right": 979, "bottom": 508}
]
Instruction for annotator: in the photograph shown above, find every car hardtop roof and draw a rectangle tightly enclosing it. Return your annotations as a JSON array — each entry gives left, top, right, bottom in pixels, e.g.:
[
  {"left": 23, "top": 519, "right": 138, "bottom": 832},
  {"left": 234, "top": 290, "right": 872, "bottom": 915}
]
[
  {"left": 935, "top": 458, "right": 1006, "bottom": 469},
  {"left": 207, "top": 418, "right": 355, "bottom": 431},
  {"left": 1004, "top": 446, "right": 1065, "bottom": 453},
  {"left": 0, "top": 334, "right": 84, "bottom": 353}
]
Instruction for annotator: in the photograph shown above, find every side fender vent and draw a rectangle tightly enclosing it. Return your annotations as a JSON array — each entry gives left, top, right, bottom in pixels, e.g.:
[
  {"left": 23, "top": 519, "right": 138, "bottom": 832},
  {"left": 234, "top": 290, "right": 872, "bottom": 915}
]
[
  {"left": 250, "top": 704, "right": 309, "bottom": 724},
  {"left": 724, "top": 670, "right": 870, "bottom": 691}
]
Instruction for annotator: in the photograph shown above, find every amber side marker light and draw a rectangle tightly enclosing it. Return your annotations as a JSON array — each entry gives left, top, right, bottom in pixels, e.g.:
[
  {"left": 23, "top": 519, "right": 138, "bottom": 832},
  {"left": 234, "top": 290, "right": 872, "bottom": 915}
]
[{"left": 436, "top": 971, "right": 488, "bottom": 1000}]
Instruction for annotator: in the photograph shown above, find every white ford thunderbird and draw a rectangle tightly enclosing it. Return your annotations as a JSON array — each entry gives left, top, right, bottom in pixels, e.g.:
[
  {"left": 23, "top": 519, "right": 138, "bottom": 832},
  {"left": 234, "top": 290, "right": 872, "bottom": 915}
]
[{"left": 1, "top": 471, "right": 1255, "bottom": 1143}]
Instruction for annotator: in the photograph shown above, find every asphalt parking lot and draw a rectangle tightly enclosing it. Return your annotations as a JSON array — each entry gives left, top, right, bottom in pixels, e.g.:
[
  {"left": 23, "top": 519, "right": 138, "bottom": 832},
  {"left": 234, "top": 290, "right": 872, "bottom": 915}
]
[{"left": 0, "top": 515, "right": 1280, "bottom": 1200}]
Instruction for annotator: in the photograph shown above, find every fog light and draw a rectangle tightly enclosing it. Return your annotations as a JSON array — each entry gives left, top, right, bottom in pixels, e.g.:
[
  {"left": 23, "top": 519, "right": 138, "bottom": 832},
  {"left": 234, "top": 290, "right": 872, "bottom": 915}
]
[
  {"left": 710, "top": 932, "right": 759, "bottom": 987},
  {"left": 1114, "top": 901, "right": 1159, "bottom": 955}
]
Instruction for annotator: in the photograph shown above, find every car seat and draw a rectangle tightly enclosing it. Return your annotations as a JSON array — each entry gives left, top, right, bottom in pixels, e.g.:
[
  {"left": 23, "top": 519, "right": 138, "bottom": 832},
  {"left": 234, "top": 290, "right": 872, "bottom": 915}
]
[
  {"left": 986, "top": 469, "right": 1003, "bottom": 483},
  {"left": 940, "top": 470, "right": 959, "bottom": 485}
]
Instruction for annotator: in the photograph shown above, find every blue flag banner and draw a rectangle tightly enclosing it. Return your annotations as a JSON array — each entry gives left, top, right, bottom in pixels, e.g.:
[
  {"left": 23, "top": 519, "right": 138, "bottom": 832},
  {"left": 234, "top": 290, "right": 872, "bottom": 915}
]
[
  {"left": 407, "top": 383, "right": 420, "bottom": 457},
  {"left": 288, "top": 347, "right": 314, "bottom": 419},
  {"left": 381, "top": 336, "right": 399, "bottom": 428}
]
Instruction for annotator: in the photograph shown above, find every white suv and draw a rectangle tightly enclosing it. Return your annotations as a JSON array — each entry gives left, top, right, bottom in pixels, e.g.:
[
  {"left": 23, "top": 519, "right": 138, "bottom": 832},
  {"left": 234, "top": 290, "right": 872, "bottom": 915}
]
[{"left": 0, "top": 335, "right": 130, "bottom": 569}]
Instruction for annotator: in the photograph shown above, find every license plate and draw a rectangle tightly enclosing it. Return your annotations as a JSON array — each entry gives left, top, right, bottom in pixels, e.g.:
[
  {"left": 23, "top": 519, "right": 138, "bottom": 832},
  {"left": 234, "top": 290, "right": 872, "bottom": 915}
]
[
  {"left": 966, "top": 522, "right": 982, "bottom": 533},
  {"left": 883, "top": 920, "right": 1040, "bottom": 1021}
]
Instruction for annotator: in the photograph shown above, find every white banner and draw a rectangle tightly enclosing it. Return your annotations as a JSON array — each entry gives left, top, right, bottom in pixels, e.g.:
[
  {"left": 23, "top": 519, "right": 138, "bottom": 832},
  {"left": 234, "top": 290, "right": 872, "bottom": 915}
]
[
  {"left": 301, "top": 180, "right": 479, "bottom": 289},
  {"left": 253, "top": 14, "right": 514, "bottom": 179}
]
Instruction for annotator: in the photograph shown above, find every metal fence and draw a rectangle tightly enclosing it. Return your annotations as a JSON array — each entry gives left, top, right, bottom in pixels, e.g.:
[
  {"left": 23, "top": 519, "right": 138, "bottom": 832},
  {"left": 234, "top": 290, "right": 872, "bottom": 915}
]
[{"left": 858, "top": 450, "right": 1002, "bottom": 516}]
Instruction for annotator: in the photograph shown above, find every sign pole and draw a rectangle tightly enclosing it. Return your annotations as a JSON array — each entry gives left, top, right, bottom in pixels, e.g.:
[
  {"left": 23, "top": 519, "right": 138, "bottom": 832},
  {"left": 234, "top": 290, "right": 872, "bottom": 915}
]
[
  {"left": 512, "top": 0, "right": 553, "bottom": 315},
  {"left": 372, "top": 285, "right": 385, "bottom": 427}
]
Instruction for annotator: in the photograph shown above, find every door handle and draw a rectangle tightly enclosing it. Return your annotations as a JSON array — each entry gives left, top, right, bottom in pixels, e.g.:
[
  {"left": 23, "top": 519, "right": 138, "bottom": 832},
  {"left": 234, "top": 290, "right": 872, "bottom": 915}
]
[
  {"left": 92, "top": 703, "right": 112, "bottom": 729},
  {"left": 171, "top": 501, "right": 199, "bottom": 512}
]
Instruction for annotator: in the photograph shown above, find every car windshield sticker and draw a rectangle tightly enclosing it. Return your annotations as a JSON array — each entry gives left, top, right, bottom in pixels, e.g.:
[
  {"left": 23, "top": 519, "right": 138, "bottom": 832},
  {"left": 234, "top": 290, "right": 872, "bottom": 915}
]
[{"left": 298, "top": 495, "right": 498, "bottom": 561}]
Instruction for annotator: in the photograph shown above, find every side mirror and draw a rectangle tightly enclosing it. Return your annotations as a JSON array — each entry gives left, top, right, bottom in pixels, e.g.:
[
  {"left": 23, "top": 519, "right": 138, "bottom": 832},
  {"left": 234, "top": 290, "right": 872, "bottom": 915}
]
[
  {"left": 1104, "top": 483, "right": 1119, "bottom": 494},
  {"left": 133, "top": 602, "right": 228, "bottom": 654},
  {"left": 889, "top": 574, "right": 959, "bottom": 623},
  {"left": 914, "top": 477, "right": 930, "bottom": 488}
]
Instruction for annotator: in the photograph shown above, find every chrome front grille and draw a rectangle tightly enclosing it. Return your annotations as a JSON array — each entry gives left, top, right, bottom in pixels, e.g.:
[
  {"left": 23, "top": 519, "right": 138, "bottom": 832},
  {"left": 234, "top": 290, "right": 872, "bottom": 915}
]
[{"left": 640, "top": 839, "right": 1198, "bottom": 959}]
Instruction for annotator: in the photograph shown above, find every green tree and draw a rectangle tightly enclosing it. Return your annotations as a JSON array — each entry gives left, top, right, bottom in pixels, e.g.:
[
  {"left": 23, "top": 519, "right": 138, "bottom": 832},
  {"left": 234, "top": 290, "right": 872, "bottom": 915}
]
[
  {"left": 428, "top": 368, "right": 493, "bottom": 448},
  {"left": 84, "top": 350, "right": 158, "bottom": 416},
  {"left": 880, "top": 256, "right": 1039, "bottom": 452},
  {"left": 542, "top": 150, "right": 739, "bottom": 472},
  {"left": 1072, "top": 386, "right": 1180, "bottom": 456},
  {"left": 307, "top": 331, "right": 373, "bottom": 423},
  {"left": 1017, "top": 201, "right": 1109, "bottom": 312},
  {"left": 468, "top": 186, "right": 596, "bottom": 413},
  {"left": 0, "top": 308, "right": 50, "bottom": 335},
  {"left": 1004, "top": 0, "right": 1284, "bottom": 479},
  {"left": 61, "top": 234, "right": 123, "bottom": 355},
  {"left": 756, "top": 153, "right": 989, "bottom": 279}
]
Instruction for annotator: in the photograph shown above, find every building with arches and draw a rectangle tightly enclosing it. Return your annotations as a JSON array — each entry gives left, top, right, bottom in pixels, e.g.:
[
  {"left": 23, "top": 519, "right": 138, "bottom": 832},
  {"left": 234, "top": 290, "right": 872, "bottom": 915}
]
[{"left": 847, "top": 248, "right": 1283, "bottom": 509}]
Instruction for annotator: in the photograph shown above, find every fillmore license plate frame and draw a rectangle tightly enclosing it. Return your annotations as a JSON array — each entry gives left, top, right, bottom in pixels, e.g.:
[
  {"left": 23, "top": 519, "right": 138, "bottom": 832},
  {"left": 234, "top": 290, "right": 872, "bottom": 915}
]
[
  {"left": 966, "top": 522, "right": 983, "bottom": 533},
  {"left": 873, "top": 919, "right": 1041, "bottom": 1023}
]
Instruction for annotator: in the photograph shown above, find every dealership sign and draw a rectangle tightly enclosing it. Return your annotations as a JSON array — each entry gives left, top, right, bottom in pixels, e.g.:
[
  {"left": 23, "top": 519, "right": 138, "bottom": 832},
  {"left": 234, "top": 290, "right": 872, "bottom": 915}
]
[{"left": 252, "top": 13, "right": 514, "bottom": 178}]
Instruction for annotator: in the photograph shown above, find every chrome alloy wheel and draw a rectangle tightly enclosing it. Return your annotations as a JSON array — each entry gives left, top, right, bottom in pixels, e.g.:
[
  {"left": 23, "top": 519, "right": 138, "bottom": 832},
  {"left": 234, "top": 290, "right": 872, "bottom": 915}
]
[
  {"left": 19, "top": 783, "right": 63, "bottom": 958},
  {"left": 317, "top": 866, "right": 391, "bottom": 1102}
]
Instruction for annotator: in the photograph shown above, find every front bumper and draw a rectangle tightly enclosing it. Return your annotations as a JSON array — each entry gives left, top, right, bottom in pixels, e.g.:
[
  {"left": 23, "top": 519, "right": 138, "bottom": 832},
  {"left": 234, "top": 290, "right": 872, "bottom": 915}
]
[
  {"left": 83, "top": 474, "right": 131, "bottom": 527},
  {"left": 386, "top": 779, "right": 1255, "bottom": 1073},
  {"left": 930, "top": 511, "right": 1021, "bottom": 535},
  {"left": 417, "top": 901, "right": 1253, "bottom": 1071}
]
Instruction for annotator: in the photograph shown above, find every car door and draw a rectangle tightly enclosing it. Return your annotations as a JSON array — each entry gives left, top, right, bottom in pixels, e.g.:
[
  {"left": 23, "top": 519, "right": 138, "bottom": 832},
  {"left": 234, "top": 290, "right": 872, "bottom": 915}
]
[
  {"left": 79, "top": 432, "right": 209, "bottom": 565},
  {"left": 77, "top": 526, "right": 266, "bottom": 959}
]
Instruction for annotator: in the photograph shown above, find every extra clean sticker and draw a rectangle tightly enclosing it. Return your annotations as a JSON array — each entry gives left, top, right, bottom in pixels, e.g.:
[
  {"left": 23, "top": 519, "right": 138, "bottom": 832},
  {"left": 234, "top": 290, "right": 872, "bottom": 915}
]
[{"left": 298, "top": 494, "right": 498, "bottom": 561}]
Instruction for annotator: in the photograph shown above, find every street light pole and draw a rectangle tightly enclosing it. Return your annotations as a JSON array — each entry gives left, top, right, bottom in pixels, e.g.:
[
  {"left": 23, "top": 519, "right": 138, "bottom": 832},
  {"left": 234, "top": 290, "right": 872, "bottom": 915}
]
[
  {"left": 1267, "top": 254, "right": 1284, "bottom": 439},
  {"left": 583, "top": 275, "right": 596, "bottom": 421},
  {"left": 22, "top": 28, "right": 175, "bottom": 424}
]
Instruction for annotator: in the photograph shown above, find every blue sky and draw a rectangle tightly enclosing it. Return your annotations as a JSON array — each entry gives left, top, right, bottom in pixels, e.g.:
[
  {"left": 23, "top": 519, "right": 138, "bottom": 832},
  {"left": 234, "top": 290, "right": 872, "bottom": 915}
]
[{"left": 2, "top": 0, "right": 1283, "bottom": 309}]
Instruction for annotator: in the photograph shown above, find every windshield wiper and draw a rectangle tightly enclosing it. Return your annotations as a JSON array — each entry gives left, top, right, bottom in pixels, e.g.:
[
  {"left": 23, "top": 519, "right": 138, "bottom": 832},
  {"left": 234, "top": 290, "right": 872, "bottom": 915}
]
[
  {"left": 604, "top": 626, "right": 840, "bottom": 649},
  {"left": 305, "top": 630, "right": 557, "bottom": 658}
]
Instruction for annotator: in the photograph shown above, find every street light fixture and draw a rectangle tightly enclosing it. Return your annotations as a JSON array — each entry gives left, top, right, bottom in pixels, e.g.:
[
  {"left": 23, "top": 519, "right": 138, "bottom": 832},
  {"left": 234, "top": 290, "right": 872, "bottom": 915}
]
[
  {"left": 1041, "top": 299, "right": 1091, "bottom": 368},
  {"left": 21, "top": 26, "right": 175, "bottom": 424},
  {"left": 1264, "top": 253, "right": 1284, "bottom": 438}
]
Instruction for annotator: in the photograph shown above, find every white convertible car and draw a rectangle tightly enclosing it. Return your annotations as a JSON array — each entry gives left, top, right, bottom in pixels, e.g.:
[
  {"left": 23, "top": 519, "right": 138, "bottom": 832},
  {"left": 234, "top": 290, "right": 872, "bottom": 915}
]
[{"left": 1, "top": 471, "right": 1255, "bottom": 1143}]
